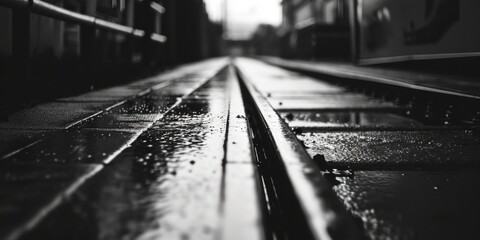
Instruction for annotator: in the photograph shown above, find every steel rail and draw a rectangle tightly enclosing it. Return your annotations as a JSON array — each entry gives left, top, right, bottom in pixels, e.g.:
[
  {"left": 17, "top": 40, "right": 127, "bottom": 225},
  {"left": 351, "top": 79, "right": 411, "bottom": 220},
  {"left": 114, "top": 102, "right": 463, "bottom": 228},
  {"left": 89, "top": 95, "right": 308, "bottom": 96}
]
[
  {"left": 0, "top": 0, "right": 166, "bottom": 43},
  {"left": 235, "top": 60, "right": 365, "bottom": 240}
]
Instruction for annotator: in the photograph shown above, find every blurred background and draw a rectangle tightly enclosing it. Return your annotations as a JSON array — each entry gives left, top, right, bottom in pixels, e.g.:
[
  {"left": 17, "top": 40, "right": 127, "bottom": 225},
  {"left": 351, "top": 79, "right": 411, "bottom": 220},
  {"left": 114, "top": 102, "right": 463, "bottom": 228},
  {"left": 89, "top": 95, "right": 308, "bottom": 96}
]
[{"left": 1, "top": 0, "right": 480, "bottom": 115}]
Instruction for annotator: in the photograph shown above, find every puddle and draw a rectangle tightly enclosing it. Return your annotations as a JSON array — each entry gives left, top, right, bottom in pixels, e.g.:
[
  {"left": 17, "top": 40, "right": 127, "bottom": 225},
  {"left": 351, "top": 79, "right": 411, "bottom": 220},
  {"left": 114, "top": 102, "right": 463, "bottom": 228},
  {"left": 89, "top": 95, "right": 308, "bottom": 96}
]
[
  {"left": 5, "top": 130, "right": 137, "bottom": 164},
  {"left": 332, "top": 170, "right": 480, "bottom": 240},
  {"left": 298, "top": 130, "right": 480, "bottom": 169},
  {"left": 280, "top": 112, "right": 424, "bottom": 129},
  {"left": 19, "top": 71, "right": 230, "bottom": 240},
  {"left": 270, "top": 94, "right": 400, "bottom": 111},
  {"left": 0, "top": 163, "right": 100, "bottom": 240}
]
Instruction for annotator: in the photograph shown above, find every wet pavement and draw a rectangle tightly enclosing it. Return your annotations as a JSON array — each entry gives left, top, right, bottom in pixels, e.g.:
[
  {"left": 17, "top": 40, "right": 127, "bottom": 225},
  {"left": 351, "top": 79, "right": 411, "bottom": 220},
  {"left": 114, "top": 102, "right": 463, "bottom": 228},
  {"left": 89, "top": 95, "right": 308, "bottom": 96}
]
[
  {"left": 52, "top": 81, "right": 231, "bottom": 240},
  {"left": 262, "top": 57, "right": 480, "bottom": 99},
  {"left": 3, "top": 57, "right": 480, "bottom": 240},
  {"left": 19, "top": 66, "right": 265, "bottom": 240},
  {"left": 270, "top": 94, "right": 401, "bottom": 112},
  {"left": 236, "top": 58, "right": 480, "bottom": 240},
  {"left": 0, "top": 59, "right": 269, "bottom": 240},
  {"left": 298, "top": 130, "right": 480, "bottom": 170},
  {"left": 333, "top": 170, "right": 480, "bottom": 240},
  {"left": 0, "top": 163, "right": 102, "bottom": 240},
  {"left": 0, "top": 58, "right": 230, "bottom": 240},
  {"left": 279, "top": 112, "right": 425, "bottom": 130}
]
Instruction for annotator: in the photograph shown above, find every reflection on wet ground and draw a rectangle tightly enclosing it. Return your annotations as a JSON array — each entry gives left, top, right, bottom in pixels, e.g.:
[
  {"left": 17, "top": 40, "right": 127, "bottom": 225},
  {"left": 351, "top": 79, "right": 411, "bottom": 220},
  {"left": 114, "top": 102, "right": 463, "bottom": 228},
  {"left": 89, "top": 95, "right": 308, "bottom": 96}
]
[
  {"left": 298, "top": 130, "right": 480, "bottom": 169},
  {"left": 112, "top": 96, "right": 179, "bottom": 114},
  {"left": 269, "top": 94, "right": 400, "bottom": 111},
  {"left": 333, "top": 171, "right": 480, "bottom": 240},
  {"left": 280, "top": 111, "right": 424, "bottom": 130},
  {"left": 0, "top": 129, "right": 47, "bottom": 158},
  {"left": 6, "top": 130, "right": 138, "bottom": 164},
  {"left": 82, "top": 114, "right": 159, "bottom": 130},
  {"left": 0, "top": 59, "right": 229, "bottom": 240},
  {"left": 0, "top": 163, "right": 102, "bottom": 240},
  {"left": 5, "top": 56, "right": 480, "bottom": 239},
  {"left": 22, "top": 72, "right": 230, "bottom": 240}
]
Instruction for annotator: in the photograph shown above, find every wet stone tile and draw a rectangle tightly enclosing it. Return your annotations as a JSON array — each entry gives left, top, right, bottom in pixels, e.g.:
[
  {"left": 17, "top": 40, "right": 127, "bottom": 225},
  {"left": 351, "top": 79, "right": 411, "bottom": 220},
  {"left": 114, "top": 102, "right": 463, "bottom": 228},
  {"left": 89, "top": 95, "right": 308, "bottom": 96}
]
[
  {"left": 254, "top": 78, "right": 345, "bottom": 94},
  {"left": 57, "top": 87, "right": 140, "bottom": 102},
  {"left": 270, "top": 94, "right": 400, "bottom": 111},
  {"left": 150, "top": 87, "right": 196, "bottom": 96},
  {"left": 0, "top": 163, "right": 101, "bottom": 240},
  {"left": 0, "top": 129, "right": 48, "bottom": 158},
  {"left": 189, "top": 89, "right": 228, "bottom": 98},
  {"left": 280, "top": 112, "right": 424, "bottom": 130},
  {"left": 152, "top": 99, "right": 227, "bottom": 130},
  {"left": 332, "top": 170, "right": 480, "bottom": 240},
  {"left": 298, "top": 130, "right": 480, "bottom": 169},
  {"left": 234, "top": 58, "right": 345, "bottom": 94},
  {"left": 265, "top": 91, "right": 347, "bottom": 98},
  {"left": 30, "top": 97, "right": 229, "bottom": 239},
  {"left": 111, "top": 95, "right": 179, "bottom": 114},
  {"left": 0, "top": 102, "right": 110, "bottom": 130},
  {"left": 22, "top": 77, "right": 231, "bottom": 239},
  {"left": 5, "top": 130, "right": 137, "bottom": 164},
  {"left": 80, "top": 113, "right": 158, "bottom": 130}
]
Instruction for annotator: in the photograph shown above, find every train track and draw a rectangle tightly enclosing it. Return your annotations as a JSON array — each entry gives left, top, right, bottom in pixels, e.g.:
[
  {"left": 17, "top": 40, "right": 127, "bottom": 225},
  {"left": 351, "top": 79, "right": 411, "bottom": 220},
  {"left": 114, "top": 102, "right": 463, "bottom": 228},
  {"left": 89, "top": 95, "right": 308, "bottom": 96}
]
[{"left": 234, "top": 58, "right": 480, "bottom": 240}]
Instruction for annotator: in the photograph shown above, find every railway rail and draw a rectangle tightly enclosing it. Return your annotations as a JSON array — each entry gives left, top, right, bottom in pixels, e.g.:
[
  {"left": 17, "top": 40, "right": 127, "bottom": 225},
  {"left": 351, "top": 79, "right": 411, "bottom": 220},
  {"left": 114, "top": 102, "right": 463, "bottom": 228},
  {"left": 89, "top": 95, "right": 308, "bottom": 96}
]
[
  {"left": 235, "top": 58, "right": 480, "bottom": 240},
  {"left": 1, "top": 57, "right": 480, "bottom": 240}
]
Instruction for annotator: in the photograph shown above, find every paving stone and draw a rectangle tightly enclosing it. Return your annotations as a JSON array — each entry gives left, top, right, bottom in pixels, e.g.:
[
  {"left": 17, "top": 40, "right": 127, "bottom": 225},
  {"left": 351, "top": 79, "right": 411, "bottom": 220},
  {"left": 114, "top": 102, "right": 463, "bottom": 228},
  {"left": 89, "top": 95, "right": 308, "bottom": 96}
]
[
  {"left": 81, "top": 113, "right": 159, "bottom": 130},
  {"left": 5, "top": 130, "right": 138, "bottom": 165},
  {"left": 18, "top": 67, "right": 265, "bottom": 240},
  {"left": 111, "top": 95, "right": 179, "bottom": 114},
  {"left": 263, "top": 56, "right": 480, "bottom": 98},
  {"left": 235, "top": 59, "right": 344, "bottom": 94},
  {"left": 280, "top": 112, "right": 424, "bottom": 130},
  {"left": 25, "top": 78, "right": 229, "bottom": 240},
  {"left": 0, "top": 58, "right": 231, "bottom": 240},
  {"left": 57, "top": 87, "right": 141, "bottom": 102},
  {"left": 0, "top": 129, "right": 48, "bottom": 158},
  {"left": 0, "top": 102, "right": 112, "bottom": 130},
  {"left": 270, "top": 94, "right": 400, "bottom": 111},
  {"left": 0, "top": 163, "right": 101, "bottom": 240},
  {"left": 299, "top": 130, "right": 480, "bottom": 169},
  {"left": 332, "top": 170, "right": 480, "bottom": 240}
]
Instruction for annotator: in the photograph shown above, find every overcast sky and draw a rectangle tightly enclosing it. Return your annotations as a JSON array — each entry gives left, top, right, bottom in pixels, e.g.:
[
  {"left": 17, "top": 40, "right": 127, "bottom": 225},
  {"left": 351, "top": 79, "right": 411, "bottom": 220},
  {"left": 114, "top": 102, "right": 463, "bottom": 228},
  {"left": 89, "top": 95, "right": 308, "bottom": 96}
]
[{"left": 204, "top": 0, "right": 282, "bottom": 40}]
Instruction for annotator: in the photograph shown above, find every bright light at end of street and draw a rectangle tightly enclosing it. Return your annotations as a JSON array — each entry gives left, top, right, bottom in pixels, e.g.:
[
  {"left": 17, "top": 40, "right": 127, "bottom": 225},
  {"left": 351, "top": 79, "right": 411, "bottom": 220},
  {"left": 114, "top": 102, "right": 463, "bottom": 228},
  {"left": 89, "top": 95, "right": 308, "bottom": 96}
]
[{"left": 204, "top": 0, "right": 282, "bottom": 40}]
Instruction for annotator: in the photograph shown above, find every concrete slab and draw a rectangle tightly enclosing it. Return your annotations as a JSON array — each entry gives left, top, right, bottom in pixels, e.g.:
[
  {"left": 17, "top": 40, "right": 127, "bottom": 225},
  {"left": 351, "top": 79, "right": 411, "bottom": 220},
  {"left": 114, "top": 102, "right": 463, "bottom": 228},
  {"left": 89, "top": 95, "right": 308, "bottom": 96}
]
[
  {"left": 111, "top": 95, "right": 179, "bottom": 114},
  {"left": 0, "top": 58, "right": 231, "bottom": 240},
  {"left": 299, "top": 130, "right": 480, "bottom": 169},
  {"left": 0, "top": 102, "right": 113, "bottom": 130},
  {"left": 262, "top": 57, "right": 480, "bottom": 99},
  {"left": 5, "top": 130, "right": 138, "bottom": 165},
  {"left": 280, "top": 112, "right": 424, "bottom": 130},
  {"left": 236, "top": 59, "right": 345, "bottom": 94},
  {"left": 0, "top": 163, "right": 102, "bottom": 240},
  {"left": 255, "top": 78, "right": 345, "bottom": 94},
  {"left": 270, "top": 94, "right": 400, "bottom": 111},
  {"left": 0, "top": 130, "right": 47, "bottom": 158},
  {"left": 265, "top": 91, "right": 348, "bottom": 98},
  {"left": 20, "top": 73, "right": 230, "bottom": 240},
  {"left": 332, "top": 170, "right": 480, "bottom": 240},
  {"left": 81, "top": 113, "right": 158, "bottom": 130},
  {"left": 57, "top": 87, "right": 141, "bottom": 102}
]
